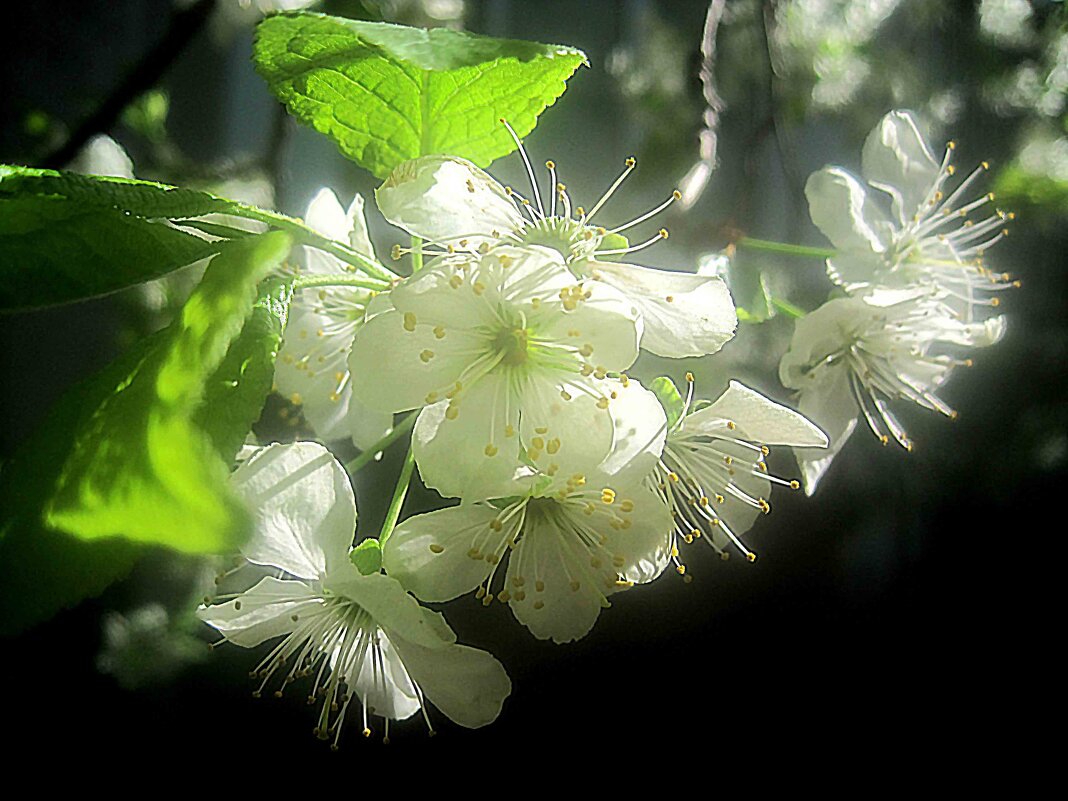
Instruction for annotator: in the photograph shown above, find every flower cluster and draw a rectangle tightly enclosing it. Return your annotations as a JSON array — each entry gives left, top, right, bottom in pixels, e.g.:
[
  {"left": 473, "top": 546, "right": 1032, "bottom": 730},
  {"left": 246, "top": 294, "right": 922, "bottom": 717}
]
[
  {"left": 783, "top": 110, "right": 1013, "bottom": 492},
  {"left": 199, "top": 130, "right": 829, "bottom": 742}
]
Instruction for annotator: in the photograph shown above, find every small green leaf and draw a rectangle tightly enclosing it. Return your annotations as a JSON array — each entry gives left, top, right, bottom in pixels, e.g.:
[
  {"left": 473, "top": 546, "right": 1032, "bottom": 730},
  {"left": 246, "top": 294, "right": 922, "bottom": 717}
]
[
  {"left": 0, "top": 196, "right": 221, "bottom": 311},
  {"left": 194, "top": 277, "right": 294, "bottom": 464},
  {"left": 350, "top": 537, "right": 383, "bottom": 575},
  {"left": 651, "top": 376, "right": 685, "bottom": 429},
  {"left": 45, "top": 233, "right": 292, "bottom": 554},
  {"left": 253, "top": 13, "right": 587, "bottom": 179}
]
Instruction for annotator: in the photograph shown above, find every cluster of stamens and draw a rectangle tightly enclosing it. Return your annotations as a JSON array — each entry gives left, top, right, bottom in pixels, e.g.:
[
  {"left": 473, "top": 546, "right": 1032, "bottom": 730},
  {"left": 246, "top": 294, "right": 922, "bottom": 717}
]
[
  {"left": 891, "top": 142, "right": 1019, "bottom": 320},
  {"left": 648, "top": 374, "right": 802, "bottom": 577}
]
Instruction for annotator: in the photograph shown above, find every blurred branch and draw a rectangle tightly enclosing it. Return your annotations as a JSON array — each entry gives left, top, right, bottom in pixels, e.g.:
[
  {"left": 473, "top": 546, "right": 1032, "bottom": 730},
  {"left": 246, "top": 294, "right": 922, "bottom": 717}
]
[
  {"left": 678, "top": 0, "right": 728, "bottom": 209},
  {"left": 40, "top": 0, "right": 217, "bottom": 169},
  {"left": 760, "top": 0, "right": 806, "bottom": 215}
]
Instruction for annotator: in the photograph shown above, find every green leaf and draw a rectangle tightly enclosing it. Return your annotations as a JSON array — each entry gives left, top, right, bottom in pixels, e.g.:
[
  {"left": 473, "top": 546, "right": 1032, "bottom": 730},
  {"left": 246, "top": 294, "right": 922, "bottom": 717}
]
[
  {"left": 350, "top": 537, "right": 383, "bottom": 575},
  {"left": 651, "top": 376, "right": 685, "bottom": 429},
  {"left": 0, "top": 336, "right": 160, "bottom": 636},
  {"left": 194, "top": 277, "right": 294, "bottom": 463},
  {"left": 0, "top": 196, "right": 222, "bottom": 311},
  {"left": 253, "top": 13, "right": 587, "bottom": 179},
  {"left": 0, "top": 164, "right": 235, "bottom": 219},
  {"left": 45, "top": 233, "right": 293, "bottom": 554}
]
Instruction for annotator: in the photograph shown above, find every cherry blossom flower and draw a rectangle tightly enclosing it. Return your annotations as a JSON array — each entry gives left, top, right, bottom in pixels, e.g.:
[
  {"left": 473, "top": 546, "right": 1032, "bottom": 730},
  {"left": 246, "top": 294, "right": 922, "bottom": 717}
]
[{"left": 198, "top": 442, "right": 510, "bottom": 746}]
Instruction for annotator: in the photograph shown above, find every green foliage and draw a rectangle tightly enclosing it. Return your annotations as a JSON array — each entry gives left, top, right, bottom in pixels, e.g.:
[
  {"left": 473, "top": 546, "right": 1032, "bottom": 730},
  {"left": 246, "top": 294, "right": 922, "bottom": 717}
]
[
  {"left": 651, "top": 376, "right": 685, "bottom": 429},
  {"left": 194, "top": 277, "right": 294, "bottom": 464},
  {"left": 253, "top": 13, "right": 587, "bottom": 179},
  {"left": 0, "top": 196, "right": 221, "bottom": 311},
  {"left": 0, "top": 338, "right": 157, "bottom": 636},
  {"left": 44, "top": 233, "right": 292, "bottom": 554},
  {"left": 350, "top": 537, "right": 383, "bottom": 575},
  {"left": 995, "top": 164, "right": 1068, "bottom": 217}
]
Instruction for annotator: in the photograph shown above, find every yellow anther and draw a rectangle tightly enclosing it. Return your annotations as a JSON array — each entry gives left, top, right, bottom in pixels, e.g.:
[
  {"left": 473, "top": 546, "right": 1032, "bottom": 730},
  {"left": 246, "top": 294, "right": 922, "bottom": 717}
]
[
  {"left": 947, "top": 164, "right": 956, "bottom": 176},
  {"left": 745, "top": 552, "right": 757, "bottom": 563},
  {"left": 425, "top": 391, "right": 438, "bottom": 404},
  {"left": 391, "top": 244, "right": 403, "bottom": 260},
  {"left": 596, "top": 397, "right": 610, "bottom": 410},
  {"left": 545, "top": 160, "right": 555, "bottom": 169},
  {"left": 429, "top": 544, "right": 444, "bottom": 554},
  {"left": 547, "top": 438, "right": 561, "bottom": 454},
  {"left": 530, "top": 436, "right": 545, "bottom": 450},
  {"left": 726, "top": 420, "right": 736, "bottom": 430},
  {"left": 561, "top": 389, "right": 572, "bottom": 401},
  {"left": 570, "top": 580, "right": 581, "bottom": 592},
  {"left": 467, "top": 548, "right": 482, "bottom": 559},
  {"left": 484, "top": 443, "right": 498, "bottom": 457},
  {"left": 715, "top": 494, "right": 725, "bottom": 504},
  {"left": 668, "top": 472, "right": 679, "bottom": 483},
  {"left": 659, "top": 228, "right": 669, "bottom": 239},
  {"left": 699, "top": 496, "right": 709, "bottom": 507},
  {"left": 620, "top": 499, "right": 634, "bottom": 513},
  {"left": 449, "top": 274, "right": 463, "bottom": 289},
  {"left": 790, "top": 480, "right": 800, "bottom": 490},
  {"left": 665, "top": 295, "right": 674, "bottom": 303},
  {"left": 505, "top": 424, "right": 516, "bottom": 438},
  {"left": 489, "top": 519, "right": 503, "bottom": 532},
  {"left": 290, "top": 393, "right": 302, "bottom": 405},
  {"left": 403, "top": 312, "right": 417, "bottom": 332},
  {"left": 533, "top": 600, "right": 545, "bottom": 610},
  {"left": 433, "top": 325, "right": 446, "bottom": 339},
  {"left": 535, "top": 580, "right": 545, "bottom": 592},
  {"left": 419, "top": 349, "right": 434, "bottom": 363},
  {"left": 982, "top": 160, "right": 990, "bottom": 170},
  {"left": 625, "top": 157, "right": 636, "bottom": 168},
  {"left": 601, "top": 488, "right": 616, "bottom": 504},
  {"left": 676, "top": 565, "right": 686, "bottom": 576},
  {"left": 685, "top": 372, "right": 694, "bottom": 383},
  {"left": 445, "top": 404, "right": 459, "bottom": 420}
]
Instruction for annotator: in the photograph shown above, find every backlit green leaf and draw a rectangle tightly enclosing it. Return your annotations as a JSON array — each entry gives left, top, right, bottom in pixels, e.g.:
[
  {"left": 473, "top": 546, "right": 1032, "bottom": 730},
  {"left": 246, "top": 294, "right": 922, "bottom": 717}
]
[
  {"left": 253, "top": 13, "right": 587, "bottom": 179},
  {"left": 45, "top": 233, "right": 292, "bottom": 554}
]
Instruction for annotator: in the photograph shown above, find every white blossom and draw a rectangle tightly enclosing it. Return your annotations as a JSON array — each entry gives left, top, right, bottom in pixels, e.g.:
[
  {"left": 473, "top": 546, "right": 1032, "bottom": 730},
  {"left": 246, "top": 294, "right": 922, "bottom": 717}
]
[
  {"left": 348, "top": 243, "right": 644, "bottom": 500},
  {"left": 198, "top": 442, "right": 511, "bottom": 746},
  {"left": 383, "top": 379, "right": 673, "bottom": 644},
  {"left": 806, "top": 109, "right": 1018, "bottom": 321},
  {"left": 375, "top": 133, "right": 737, "bottom": 358},
  {"left": 651, "top": 376, "right": 827, "bottom": 569},
  {"left": 274, "top": 188, "right": 393, "bottom": 450},
  {"left": 779, "top": 288, "right": 1006, "bottom": 493}
]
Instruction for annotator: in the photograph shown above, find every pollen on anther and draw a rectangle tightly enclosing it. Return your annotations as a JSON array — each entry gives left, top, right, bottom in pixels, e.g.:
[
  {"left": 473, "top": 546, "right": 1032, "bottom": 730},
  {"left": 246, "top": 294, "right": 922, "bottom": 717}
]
[
  {"left": 403, "top": 312, "right": 418, "bottom": 332},
  {"left": 484, "top": 443, "right": 499, "bottom": 457},
  {"left": 429, "top": 544, "right": 444, "bottom": 554}
]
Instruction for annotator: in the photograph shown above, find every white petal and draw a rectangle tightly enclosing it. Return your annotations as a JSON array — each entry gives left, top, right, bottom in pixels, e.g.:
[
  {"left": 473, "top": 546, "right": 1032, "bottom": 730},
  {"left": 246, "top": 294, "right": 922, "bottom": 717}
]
[
  {"left": 348, "top": 307, "right": 479, "bottom": 413},
  {"left": 805, "top": 167, "right": 892, "bottom": 255},
  {"left": 304, "top": 187, "right": 351, "bottom": 243},
  {"left": 387, "top": 636, "right": 511, "bottom": 729},
  {"left": 343, "top": 632, "right": 420, "bottom": 721},
  {"left": 197, "top": 576, "right": 320, "bottom": 647},
  {"left": 790, "top": 367, "right": 859, "bottom": 496},
  {"left": 532, "top": 275, "right": 642, "bottom": 371},
  {"left": 413, "top": 374, "right": 524, "bottom": 500},
  {"left": 376, "top": 155, "right": 523, "bottom": 247},
  {"left": 382, "top": 504, "right": 506, "bottom": 603},
  {"left": 597, "top": 378, "right": 667, "bottom": 480},
  {"left": 588, "top": 261, "right": 737, "bottom": 358},
  {"left": 231, "top": 442, "right": 357, "bottom": 580},
  {"left": 389, "top": 255, "right": 502, "bottom": 330},
  {"left": 324, "top": 569, "right": 456, "bottom": 649},
  {"left": 69, "top": 134, "right": 134, "bottom": 178},
  {"left": 862, "top": 110, "right": 940, "bottom": 226},
  {"left": 517, "top": 377, "right": 615, "bottom": 485},
  {"left": 826, "top": 252, "right": 883, "bottom": 291},
  {"left": 686, "top": 380, "right": 828, "bottom": 448},
  {"left": 607, "top": 483, "right": 673, "bottom": 584},
  {"left": 345, "top": 194, "right": 376, "bottom": 259},
  {"left": 505, "top": 516, "right": 607, "bottom": 644}
]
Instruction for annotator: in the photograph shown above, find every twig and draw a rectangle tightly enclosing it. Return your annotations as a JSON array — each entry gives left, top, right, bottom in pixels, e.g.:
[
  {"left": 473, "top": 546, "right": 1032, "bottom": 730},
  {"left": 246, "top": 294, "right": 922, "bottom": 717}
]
[{"left": 40, "top": 0, "right": 217, "bottom": 169}]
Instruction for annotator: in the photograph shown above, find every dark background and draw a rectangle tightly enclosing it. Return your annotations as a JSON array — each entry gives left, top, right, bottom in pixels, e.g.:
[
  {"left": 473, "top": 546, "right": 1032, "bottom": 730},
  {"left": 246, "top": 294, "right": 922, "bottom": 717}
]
[{"left": 1, "top": 0, "right": 1059, "bottom": 775}]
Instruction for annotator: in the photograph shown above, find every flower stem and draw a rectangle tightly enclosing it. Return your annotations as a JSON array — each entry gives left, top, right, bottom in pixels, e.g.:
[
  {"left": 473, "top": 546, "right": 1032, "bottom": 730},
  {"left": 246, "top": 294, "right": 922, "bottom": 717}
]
[
  {"left": 379, "top": 444, "right": 416, "bottom": 544},
  {"left": 737, "top": 237, "right": 836, "bottom": 259},
  {"left": 345, "top": 411, "right": 418, "bottom": 474},
  {"left": 410, "top": 235, "right": 424, "bottom": 273},
  {"left": 226, "top": 204, "right": 398, "bottom": 282},
  {"left": 770, "top": 297, "right": 806, "bottom": 318},
  {"left": 293, "top": 273, "right": 390, "bottom": 292}
]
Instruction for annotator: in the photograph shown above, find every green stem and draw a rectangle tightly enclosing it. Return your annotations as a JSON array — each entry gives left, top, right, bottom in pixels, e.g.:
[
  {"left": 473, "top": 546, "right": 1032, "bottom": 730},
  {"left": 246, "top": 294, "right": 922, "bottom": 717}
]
[
  {"left": 770, "top": 297, "right": 806, "bottom": 318},
  {"left": 344, "top": 411, "right": 418, "bottom": 474},
  {"left": 410, "top": 235, "right": 423, "bottom": 273},
  {"left": 737, "top": 237, "right": 836, "bottom": 259},
  {"left": 293, "top": 273, "right": 389, "bottom": 292},
  {"left": 227, "top": 203, "right": 398, "bottom": 282},
  {"left": 379, "top": 445, "right": 416, "bottom": 544}
]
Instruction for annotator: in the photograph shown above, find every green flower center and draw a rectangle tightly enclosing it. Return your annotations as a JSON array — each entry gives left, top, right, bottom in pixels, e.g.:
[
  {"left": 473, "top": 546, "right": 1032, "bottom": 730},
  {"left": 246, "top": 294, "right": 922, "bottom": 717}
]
[{"left": 495, "top": 327, "right": 531, "bottom": 366}]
